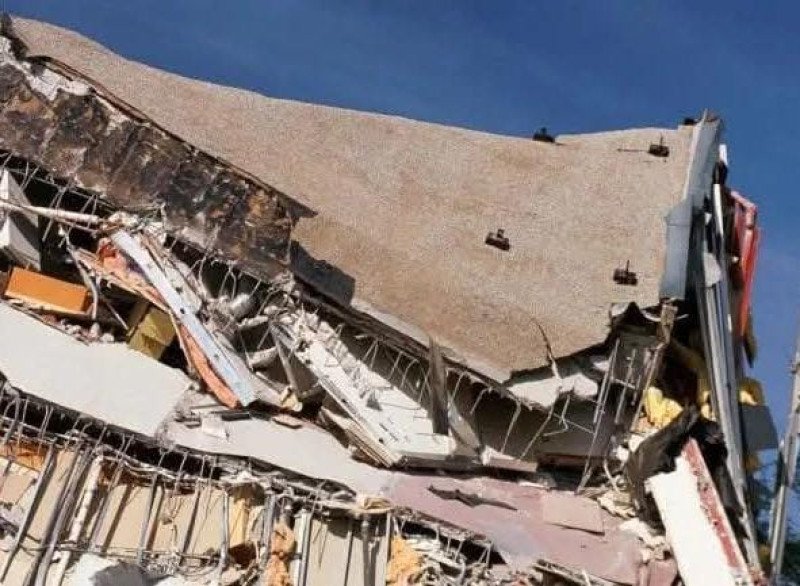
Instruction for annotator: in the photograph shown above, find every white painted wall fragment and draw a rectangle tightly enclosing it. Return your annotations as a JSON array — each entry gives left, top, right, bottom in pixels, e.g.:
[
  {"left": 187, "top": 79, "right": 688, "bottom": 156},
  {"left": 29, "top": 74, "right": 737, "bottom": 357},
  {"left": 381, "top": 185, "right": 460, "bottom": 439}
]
[
  {"left": 0, "top": 170, "right": 40, "bottom": 270},
  {"left": 648, "top": 456, "right": 749, "bottom": 586}
]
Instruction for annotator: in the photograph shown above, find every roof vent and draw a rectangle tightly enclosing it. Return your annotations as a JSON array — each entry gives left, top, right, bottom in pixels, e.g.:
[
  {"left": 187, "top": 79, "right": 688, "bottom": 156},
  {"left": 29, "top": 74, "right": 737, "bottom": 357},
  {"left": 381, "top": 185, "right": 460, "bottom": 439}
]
[
  {"left": 648, "top": 136, "right": 669, "bottom": 158},
  {"left": 532, "top": 127, "right": 555, "bottom": 143},
  {"left": 613, "top": 261, "right": 638, "bottom": 286},
  {"left": 485, "top": 228, "right": 510, "bottom": 251}
]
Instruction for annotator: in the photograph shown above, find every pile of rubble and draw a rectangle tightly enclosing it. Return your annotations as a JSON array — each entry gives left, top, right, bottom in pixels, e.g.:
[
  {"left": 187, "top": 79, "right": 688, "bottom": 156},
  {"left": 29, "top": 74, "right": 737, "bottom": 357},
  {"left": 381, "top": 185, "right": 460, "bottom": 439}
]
[{"left": 0, "top": 13, "right": 777, "bottom": 586}]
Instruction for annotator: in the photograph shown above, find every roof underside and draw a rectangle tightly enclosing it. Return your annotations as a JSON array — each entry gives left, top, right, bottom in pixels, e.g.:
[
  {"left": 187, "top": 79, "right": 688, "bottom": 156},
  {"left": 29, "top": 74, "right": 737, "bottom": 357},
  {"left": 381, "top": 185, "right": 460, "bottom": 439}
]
[{"left": 10, "top": 16, "right": 695, "bottom": 379}]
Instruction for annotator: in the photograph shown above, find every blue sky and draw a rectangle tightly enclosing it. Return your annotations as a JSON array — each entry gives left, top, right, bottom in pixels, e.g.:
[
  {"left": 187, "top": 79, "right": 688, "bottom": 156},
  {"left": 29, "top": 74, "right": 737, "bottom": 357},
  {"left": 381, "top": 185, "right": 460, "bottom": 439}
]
[{"left": 8, "top": 2, "right": 799, "bottom": 439}]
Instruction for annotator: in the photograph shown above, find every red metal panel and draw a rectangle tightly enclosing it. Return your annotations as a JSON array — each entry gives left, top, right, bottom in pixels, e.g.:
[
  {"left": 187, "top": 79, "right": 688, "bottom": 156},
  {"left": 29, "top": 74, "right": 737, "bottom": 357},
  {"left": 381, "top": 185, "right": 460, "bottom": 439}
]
[{"left": 730, "top": 192, "right": 760, "bottom": 337}]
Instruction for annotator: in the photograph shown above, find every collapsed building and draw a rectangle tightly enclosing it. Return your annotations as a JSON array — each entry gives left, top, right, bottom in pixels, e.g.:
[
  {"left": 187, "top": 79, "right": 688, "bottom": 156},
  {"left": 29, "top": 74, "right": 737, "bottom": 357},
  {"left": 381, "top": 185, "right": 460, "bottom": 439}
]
[{"left": 0, "top": 13, "right": 778, "bottom": 586}]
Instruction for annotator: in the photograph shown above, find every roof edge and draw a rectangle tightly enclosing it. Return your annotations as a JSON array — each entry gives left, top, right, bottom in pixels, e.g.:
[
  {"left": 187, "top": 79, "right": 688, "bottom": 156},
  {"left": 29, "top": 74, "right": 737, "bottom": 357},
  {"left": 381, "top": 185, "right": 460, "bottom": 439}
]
[{"left": 660, "top": 111, "right": 723, "bottom": 299}]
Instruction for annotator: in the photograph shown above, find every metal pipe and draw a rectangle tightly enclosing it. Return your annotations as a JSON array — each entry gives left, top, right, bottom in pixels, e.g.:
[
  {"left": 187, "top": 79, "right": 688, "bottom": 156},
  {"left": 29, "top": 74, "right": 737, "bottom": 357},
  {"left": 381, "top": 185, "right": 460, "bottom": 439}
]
[
  {"left": 0, "top": 396, "right": 21, "bottom": 447},
  {"left": 297, "top": 509, "right": 313, "bottom": 586},
  {"left": 52, "top": 455, "right": 103, "bottom": 585},
  {"left": 0, "top": 456, "right": 14, "bottom": 496},
  {"left": 361, "top": 515, "right": 372, "bottom": 586},
  {"left": 519, "top": 400, "right": 557, "bottom": 461},
  {"left": 0, "top": 200, "right": 107, "bottom": 227},
  {"left": 14, "top": 399, "right": 29, "bottom": 456},
  {"left": 247, "top": 347, "right": 279, "bottom": 370},
  {"left": 31, "top": 446, "right": 91, "bottom": 586},
  {"left": 0, "top": 396, "right": 21, "bottom": 496},
  {"left": 163, "top": 451, "right": 188, "bottom": 518},
  {"left": 88, "top": 435, "right": 132, "bottom": 552},
  {"left": 34, "top": 448, "right": 93, "bottom": 585},
  {"left": 271, "top": 326, "right": 301, "bottom": 395},
  {"left": 237, "top": 314, "right": 272, "bottom": 332},
  {"left": 499, "top": 400, "right": 522, "bottom": 454},
  {"left": 228, "top": 292, "right": 256, "bottom": 321},
  {"left": 216, "top": 489, "right": 230, "bottom": 579},
  {"left": 341, "top": 518, "right": 354, "bottom": 586},
  {"left": 613, "top": 347, "right": 638, "bottom": 425},
  {"left": 258, "top": 492, "right": 277, "bottom": 574},
  {"left": 177, "top": 484, "right": 203, "bottom": 566},
  {"left": 36, "top": 406, "right": 53, "bottom": 455}
]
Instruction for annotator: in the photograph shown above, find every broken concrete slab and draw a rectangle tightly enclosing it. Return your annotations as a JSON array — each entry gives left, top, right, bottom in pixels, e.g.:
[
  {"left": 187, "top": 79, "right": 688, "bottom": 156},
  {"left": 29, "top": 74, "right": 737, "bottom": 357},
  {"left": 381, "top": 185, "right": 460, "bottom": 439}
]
[
  {"left": 542, "top": 492, "right": 604, "bottom": 534},
  {"left": 274, "top": 317, "right": 453, "bottom": 466},
  {"left": 506, "top": 355, "right": 605, "bottom": 408},
  {"left": 0, "top": 303, "right": 192, "bottom": 436},
  {"left": 164, "top": 391, "right": 392, "bottom": 495},
  {"left": 386, "top": 474, "right": 642, "bottom": 583}
]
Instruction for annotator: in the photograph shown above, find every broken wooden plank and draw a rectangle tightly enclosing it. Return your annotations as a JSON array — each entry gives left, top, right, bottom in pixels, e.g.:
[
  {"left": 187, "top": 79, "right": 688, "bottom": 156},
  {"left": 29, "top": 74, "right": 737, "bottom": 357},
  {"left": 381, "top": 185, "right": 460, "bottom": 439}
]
[{"left": 3, "top": 267, "right": 89, "bottom": 315}]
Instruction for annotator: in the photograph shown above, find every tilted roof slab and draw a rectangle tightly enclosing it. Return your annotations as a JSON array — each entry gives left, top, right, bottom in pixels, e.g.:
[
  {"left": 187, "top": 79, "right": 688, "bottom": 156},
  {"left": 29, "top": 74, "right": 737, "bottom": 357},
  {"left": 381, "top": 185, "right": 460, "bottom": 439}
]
[{"left": 7, "top": 16, "right": 697, "bottom": 380}]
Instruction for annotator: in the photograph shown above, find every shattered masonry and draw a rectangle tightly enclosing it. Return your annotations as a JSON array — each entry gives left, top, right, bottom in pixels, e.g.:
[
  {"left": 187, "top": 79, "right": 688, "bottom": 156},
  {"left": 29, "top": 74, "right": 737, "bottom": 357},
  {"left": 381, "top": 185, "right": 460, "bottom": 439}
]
[{"left": 0, "top": 12, "right": 776, "bottom": 586}]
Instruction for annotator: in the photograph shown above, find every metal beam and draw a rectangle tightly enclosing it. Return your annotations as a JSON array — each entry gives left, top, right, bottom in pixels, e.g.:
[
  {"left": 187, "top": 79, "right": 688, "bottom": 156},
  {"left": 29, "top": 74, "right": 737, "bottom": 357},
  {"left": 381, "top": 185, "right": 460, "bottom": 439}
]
[
  {"left": 110, "top": 229, "right": 256, "bottom": 405},
  {"left": 770, "top": 327, "right": 800, "bottom": 576}
]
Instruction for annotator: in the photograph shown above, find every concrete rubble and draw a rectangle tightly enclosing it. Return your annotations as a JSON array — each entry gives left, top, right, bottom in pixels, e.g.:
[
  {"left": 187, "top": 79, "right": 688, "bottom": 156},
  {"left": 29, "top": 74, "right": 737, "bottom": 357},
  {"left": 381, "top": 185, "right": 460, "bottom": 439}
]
[{"left": 0, "top": 12, "right": 778, "bottom": 585}]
